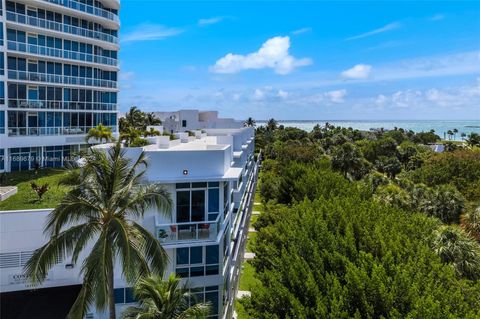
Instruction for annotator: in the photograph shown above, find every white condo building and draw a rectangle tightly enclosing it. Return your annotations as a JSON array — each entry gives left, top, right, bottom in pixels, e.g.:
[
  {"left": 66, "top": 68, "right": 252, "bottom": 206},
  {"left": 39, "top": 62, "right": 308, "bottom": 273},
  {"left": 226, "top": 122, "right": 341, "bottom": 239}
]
[
  {"left": 0, "top": 0, "right": 120, "bottom": 172},
  {"left": 0, "top": 111, "right": 259, "bottom": 319}
]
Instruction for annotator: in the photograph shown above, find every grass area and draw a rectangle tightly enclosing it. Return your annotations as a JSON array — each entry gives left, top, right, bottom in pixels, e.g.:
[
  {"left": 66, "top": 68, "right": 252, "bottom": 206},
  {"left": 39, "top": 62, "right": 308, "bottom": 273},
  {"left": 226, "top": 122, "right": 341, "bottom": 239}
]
[
  {"left": 246, "top": 232, "right": 257, "bottom": 253},
  {"left": 0, "top": 168, "right": 76, "bottom": 211},
  {"left": 238, "top": 261, "right": 260, "bottom": 291}
]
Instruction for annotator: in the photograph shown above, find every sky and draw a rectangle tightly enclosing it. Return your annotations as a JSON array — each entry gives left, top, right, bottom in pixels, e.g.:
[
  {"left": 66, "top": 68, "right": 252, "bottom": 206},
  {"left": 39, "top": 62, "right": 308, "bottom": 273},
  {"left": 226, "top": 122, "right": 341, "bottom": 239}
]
[{"left": 118, "top": 0, "right": 480, "bottom": 120}]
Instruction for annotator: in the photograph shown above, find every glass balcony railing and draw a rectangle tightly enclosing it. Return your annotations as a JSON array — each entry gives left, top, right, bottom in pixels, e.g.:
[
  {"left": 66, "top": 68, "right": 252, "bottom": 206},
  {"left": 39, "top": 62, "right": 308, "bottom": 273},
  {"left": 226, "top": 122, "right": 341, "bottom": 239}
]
[
  {"left": 8, "top": 70, "right": 118, "bottom": 89},
  {"left": 8, "top": 99, "right": 117, "bottom": 111},
  {"left": 8, "top": 125, "right": 116, "bottom": 136},
  {"left": 6, "top": 11, "right": 119, "bottom": 45},
  {"left": 156, "top": 215, "right": 222, "bottom": 244},
  {"left": 43, "top": 0, "right": 120, "bottom": 24},
  {"left": 7, "top": 41, "right": 118, "bottom": 67}
]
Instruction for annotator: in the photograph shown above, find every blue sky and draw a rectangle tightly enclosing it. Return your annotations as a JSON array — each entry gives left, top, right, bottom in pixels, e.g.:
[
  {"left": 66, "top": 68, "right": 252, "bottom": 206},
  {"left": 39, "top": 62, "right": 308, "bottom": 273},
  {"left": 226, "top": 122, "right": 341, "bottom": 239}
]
[{"left": 118, "top": 1, "right": 480, "bottom": 120}]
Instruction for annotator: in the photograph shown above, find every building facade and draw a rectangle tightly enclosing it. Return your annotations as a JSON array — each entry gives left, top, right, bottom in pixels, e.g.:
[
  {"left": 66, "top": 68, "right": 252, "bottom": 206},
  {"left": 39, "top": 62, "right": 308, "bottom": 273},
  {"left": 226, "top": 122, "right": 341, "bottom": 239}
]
[
  {"left": 0, "top": 120, "right": 258, "bottom": 319},
  {"left": 0, "top": 0, "right": 120, "bottom": 172}
]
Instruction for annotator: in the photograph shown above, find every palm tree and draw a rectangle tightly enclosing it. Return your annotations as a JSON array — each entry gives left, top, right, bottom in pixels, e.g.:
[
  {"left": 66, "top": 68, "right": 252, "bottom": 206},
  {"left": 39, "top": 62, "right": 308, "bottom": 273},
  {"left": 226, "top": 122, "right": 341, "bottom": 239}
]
[
  {"left": 461, "top": 132, "right": 467, "bottom": 141},
  {"left": 447, "top": 130, "right": 453, "bottom": 141},
  {"left": 331, "top": 142, "right": 364, "bottom": 179},
  {"left": 24, "top": 142, "right": 173, "bottom": 319},
  {"left": 466, "top": 133, "right": 480, "bottom": 147},
  {"left": 453, "top": 128, "right": 458, "bottom": 140},
  {"left": 462, "top": 206, "right": 480, "bottom": 241},
  {"left": 244, "top": 117, "right": 256, "bottom": 127},
  {"left": 122, "top": 126, "right": 141, "bottom": 147},
  {"left": 433, "top": 225, "right": 480, "bottom": 280},
  {"left": 266, "top": 118, "right": 278, "bottom": 132},
  {"left": 122, "top": 274, "right": 210, "bottom": 319},
  {"left": 146, "top": 112, "right": 162, "bottom": 126},
  {"left": 86, "top": 124, "right": 114, "bottom": 144}
]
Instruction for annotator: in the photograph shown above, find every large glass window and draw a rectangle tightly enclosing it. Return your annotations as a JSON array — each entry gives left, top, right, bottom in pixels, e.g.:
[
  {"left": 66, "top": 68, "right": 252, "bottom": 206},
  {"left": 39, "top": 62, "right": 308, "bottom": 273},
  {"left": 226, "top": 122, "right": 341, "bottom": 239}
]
[
  {"left": 0, "top": 149, "right": 4, "bottom": 171},
  {"left": 176, "top": 182, "right": 221, "bottom": 223},
  {"left": 175, "top": 245, "right": 220, "bottom": 279},
  {"left": 0, "top": 111, "right": 4, "bottom": 134}
]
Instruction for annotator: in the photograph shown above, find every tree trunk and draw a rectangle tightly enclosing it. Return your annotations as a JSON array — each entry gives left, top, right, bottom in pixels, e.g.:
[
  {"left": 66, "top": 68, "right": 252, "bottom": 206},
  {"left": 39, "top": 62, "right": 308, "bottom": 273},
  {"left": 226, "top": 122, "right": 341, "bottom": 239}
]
[{"left": 108, "top": 264, "right": 116, "bottom": 319}]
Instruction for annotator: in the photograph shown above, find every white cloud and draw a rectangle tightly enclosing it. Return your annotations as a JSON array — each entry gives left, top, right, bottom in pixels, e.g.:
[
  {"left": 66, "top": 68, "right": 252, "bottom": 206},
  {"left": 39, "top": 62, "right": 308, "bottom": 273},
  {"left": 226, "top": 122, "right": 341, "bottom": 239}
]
[
  {"left": 375, "top": 94, "right": 388, "bottom": 106},
  {"left": 198, "top": 17, "right": 224, "bottom": 26},
  {"left": 291, "top": 27, "right": 312, "bottom": 35},
  {"left": 325, "top": 89, "right": 347, "bottom": 103},
  {"left": 278, "top": 90, "right": 289, "bottom": 98},
  {"left": 122, "top": 23, "right": 183, "bottom": 43},
  {"left": 253, "top": 89, "right": 265, "bottom": 101},
  {"left": 371, "top": 80, "right": 480, "bottom": 109},
  {"left": 341, "top": 64, "right": 372, "bottom": 79},
  {"left": 211, "top": 36, "right": 312, "bottom": 75},
  {"left": 345, "top": 22, "right": 400, "bottom": 41}
]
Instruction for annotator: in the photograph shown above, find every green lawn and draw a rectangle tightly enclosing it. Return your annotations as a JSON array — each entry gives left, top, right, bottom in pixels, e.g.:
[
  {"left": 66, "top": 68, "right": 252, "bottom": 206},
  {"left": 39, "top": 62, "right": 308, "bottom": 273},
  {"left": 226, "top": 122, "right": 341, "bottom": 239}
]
[
  {"left": 0, "top": 168, "right": 75, "bottom": 211},
  {"left": 238, "top": 261, "right": 260, "bottom": 291}
]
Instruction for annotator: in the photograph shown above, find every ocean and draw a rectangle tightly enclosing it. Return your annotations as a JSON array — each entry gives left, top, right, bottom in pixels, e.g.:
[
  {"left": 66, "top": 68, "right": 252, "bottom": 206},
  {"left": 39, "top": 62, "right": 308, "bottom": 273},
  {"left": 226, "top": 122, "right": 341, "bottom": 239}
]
[{"left": 256, "top": 120, "right": 480, "bottom": 141}]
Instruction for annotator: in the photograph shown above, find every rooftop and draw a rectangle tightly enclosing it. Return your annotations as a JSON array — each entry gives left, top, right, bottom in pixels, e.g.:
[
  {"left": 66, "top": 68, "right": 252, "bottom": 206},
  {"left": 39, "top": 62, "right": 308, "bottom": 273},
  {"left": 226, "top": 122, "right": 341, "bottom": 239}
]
[{"left": 0, "top": 169, "right": 75, "bottom": 211}]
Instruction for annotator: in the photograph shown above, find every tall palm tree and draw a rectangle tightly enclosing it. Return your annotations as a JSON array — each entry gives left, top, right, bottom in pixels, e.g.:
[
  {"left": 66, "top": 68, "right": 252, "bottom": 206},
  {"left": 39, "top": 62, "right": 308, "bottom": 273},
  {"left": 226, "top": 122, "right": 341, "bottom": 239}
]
[
  {"left": 266, "top": 118, "right": 278, "bottom": 132},
  {"left": 122, "top": 274, "right": 210, "bottom": 319},
  {"left": 244, "top": 117, "right": 256, "bottom": 127},
  {"left": 86, "top": 124, "right": 114, "bottom": 144},
  {"left": 24, "top": 142, "right": 172, "bottom": 319},
  {"left": 146, "top": 112, "right": 162, "bottom": 126},
  {"left": 453, "top": 128, "right": 458, "bottom": 140},
  {"left": 447, "top": 130, "right": 453, "bottom": 141}
]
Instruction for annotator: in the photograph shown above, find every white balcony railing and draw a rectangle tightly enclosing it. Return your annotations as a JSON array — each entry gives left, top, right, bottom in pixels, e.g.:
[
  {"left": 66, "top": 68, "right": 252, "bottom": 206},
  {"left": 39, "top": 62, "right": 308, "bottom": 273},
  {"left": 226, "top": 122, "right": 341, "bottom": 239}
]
[
  {"left": 8, "top": 99, "right": 117, "bottom": 111},
  {"left": 8, "top": 70, "right": 118, "bottom": 89},
  {"left": 6, "top": 11, "right": 119, "bottom": 45},
  {"left": 8, "top": 125, "right": 116, "bottom": 136},
  {"left": 156, "top": 215, "right": 222, "bottom": 244},
  {"left": 43, "top": 0, "right": 120, "bottom": 23},
  {"left": 7, "top": 41, "right": 118, "bottom": 67}
]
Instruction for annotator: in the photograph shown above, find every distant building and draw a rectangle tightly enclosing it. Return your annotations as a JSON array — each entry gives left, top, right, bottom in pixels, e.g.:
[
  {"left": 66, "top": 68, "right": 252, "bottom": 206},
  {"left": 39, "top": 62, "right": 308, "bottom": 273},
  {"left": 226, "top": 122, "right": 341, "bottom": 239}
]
[
  {"left": 152, "top": 110, "right": 243, "bottom": 133},
  {"left": 0, "top": 0, "right": 120, "bottom": 172}
]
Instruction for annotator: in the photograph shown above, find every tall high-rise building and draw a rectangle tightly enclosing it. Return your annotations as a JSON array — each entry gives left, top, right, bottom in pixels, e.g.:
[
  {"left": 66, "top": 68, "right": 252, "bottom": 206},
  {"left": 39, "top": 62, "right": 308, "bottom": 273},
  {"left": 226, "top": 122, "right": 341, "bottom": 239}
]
[{"left": 0, "top": 0, "right": 120, "bottom": 172}]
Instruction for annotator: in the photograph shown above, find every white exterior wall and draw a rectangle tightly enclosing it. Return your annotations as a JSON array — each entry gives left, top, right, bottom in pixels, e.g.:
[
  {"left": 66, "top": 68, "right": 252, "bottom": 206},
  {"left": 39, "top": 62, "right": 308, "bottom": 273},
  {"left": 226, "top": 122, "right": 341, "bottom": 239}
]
[{"left": 0, "top": 114, "right": 256, "bottom": 319}]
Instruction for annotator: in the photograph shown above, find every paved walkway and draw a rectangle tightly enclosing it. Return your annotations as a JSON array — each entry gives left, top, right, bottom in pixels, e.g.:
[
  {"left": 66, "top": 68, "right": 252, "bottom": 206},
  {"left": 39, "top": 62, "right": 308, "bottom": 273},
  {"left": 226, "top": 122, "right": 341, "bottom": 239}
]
[
  {"left": 254, "top": 201, "right": 261, "bottom": 205},
  {"left": 244, "top": 252, "right": 255, "bottom": 260},
  {"left": 236, "top": 290, "right": 251, "bottom": 298},
  {"left": 252, "top": 210, "right": 261, "bottom": 215},
  {"left": 248, "top": 227, "right": 257, "bottom": 233}
]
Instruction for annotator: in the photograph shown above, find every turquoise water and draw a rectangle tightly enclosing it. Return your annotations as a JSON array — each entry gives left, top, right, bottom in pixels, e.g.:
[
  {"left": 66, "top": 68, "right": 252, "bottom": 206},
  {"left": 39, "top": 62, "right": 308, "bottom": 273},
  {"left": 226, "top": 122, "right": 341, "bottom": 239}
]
[{"left": 257, "top": 120, "right": 480, "bottom": 141}]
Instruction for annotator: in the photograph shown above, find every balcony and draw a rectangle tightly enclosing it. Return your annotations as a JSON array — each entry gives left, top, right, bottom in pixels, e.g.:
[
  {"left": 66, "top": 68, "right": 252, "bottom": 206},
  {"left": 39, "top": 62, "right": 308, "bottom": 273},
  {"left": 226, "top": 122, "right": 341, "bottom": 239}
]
[
  {"left": 8, "top": 99, "right": 117, "bottom": 111},
  {"left": 155, "top": 215, "right": 222, "bottom": 245},
  {"left": 8, "top": 70, "right": 118, "bottom": 89},
  {"left": 6, "top": 11, "right": 119, "bottom": 45},
  {"left": 7, "top": 41, "right": 118, "bottom": 67},
  {"left": 7, "top": 125, "right": 116, "bottom": 136},
  {"left": 42, "top": 0, "right": 120, "bottom": 24}
]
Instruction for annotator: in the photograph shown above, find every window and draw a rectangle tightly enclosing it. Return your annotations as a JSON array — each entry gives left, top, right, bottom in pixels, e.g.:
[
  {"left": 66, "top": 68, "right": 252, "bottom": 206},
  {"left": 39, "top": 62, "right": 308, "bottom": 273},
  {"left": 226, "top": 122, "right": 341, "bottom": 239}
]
[
  {"left": 188, "top": 286, "right": 219, "bottom": 317},
  {"left": 182, "top": 120, "right": 187, "bottom": 127},
  {"left": 0, "top": 111, "right": 4, "bottom": 134},
  {"left": 0, "top": 149, "right": 4, "bottom": 170},
  {"left": 176, "top": 182, "right": 221, "bottom": 223},
  {"left": 175, "top": 245, "right": 220, "bottom": 278}
]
